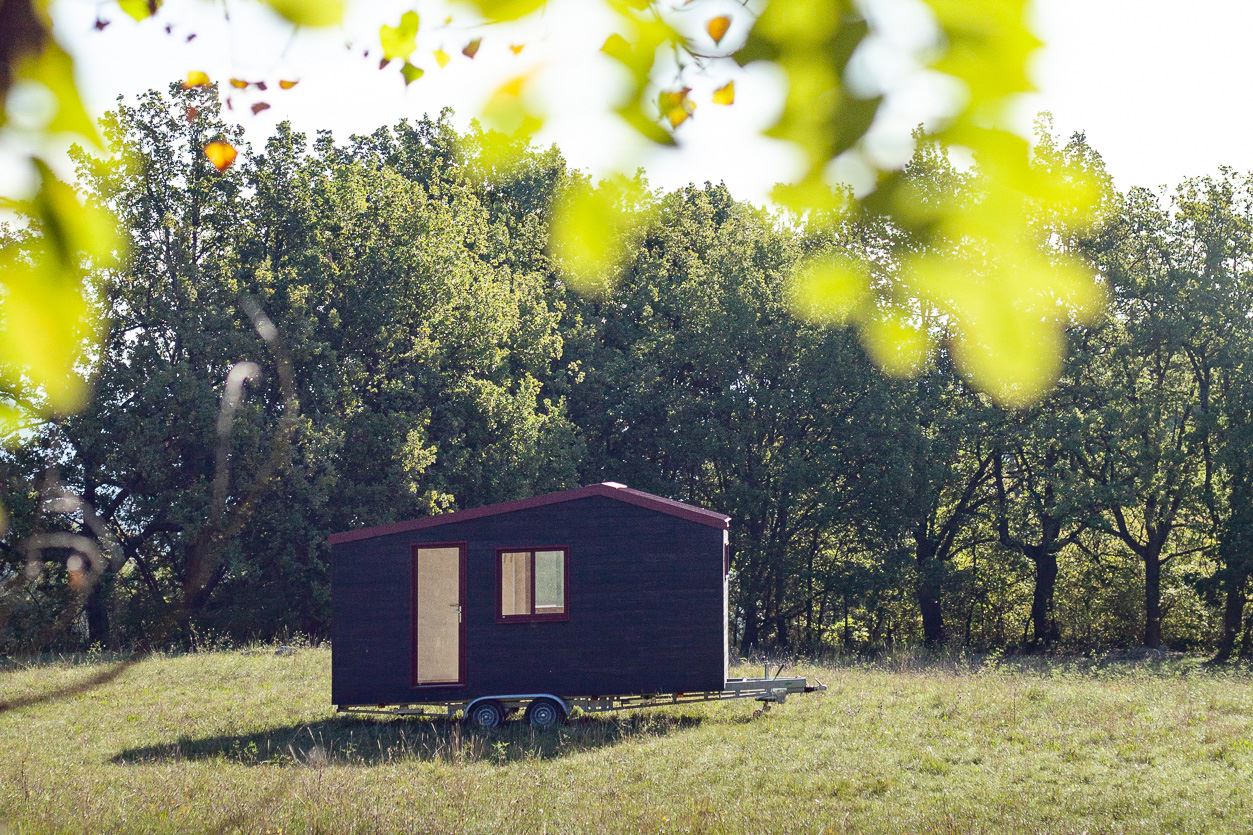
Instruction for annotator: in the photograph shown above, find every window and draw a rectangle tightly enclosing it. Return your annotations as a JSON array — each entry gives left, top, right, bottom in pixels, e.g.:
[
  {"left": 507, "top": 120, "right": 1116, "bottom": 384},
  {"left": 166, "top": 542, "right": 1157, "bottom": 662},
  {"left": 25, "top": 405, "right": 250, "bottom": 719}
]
[{"left": 498, "top": 547, "right": 568, "bottom": 621}]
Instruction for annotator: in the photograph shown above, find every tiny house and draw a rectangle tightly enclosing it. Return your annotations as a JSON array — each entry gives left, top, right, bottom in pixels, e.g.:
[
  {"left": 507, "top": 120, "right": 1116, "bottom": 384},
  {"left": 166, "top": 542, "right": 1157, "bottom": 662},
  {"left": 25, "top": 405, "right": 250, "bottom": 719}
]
[{"left": 329, "top": 482, "right": 820, "bottom": 728}]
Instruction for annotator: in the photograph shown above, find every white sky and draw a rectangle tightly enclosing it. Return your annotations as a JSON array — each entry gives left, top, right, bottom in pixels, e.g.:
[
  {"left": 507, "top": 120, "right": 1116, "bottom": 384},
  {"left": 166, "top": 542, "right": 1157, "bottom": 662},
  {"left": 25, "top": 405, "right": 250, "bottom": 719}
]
[{"left": 25, "top": 0, "right": 1253, "bottom": 203}]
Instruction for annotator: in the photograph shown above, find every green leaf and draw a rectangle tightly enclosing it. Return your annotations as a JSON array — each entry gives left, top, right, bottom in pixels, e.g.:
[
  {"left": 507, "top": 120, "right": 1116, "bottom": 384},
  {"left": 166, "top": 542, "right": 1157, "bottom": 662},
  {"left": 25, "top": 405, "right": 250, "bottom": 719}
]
[
  {"left": 401, "top": 62, "right": 425, "bottom": 86},
  {"left": 0, "top": 161, "right": 119, "bottom": 415},
  {"left": 16, "top": 41, "right": 101, "bottom": 146}
]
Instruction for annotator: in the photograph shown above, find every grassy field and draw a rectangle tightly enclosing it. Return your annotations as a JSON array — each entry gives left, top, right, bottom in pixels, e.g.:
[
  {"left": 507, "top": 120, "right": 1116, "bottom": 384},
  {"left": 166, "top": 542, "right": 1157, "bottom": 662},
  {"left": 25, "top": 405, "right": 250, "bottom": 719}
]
[{"left": 1, "top": 647, "right": 1251, "bottom": 833}]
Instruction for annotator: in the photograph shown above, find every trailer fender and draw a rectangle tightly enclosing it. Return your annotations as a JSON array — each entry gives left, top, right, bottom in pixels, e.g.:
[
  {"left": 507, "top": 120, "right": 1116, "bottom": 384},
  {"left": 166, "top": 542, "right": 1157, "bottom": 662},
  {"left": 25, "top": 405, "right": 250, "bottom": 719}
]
[{"left": 465, "top": 693, "right": 571, "bottom": 717}]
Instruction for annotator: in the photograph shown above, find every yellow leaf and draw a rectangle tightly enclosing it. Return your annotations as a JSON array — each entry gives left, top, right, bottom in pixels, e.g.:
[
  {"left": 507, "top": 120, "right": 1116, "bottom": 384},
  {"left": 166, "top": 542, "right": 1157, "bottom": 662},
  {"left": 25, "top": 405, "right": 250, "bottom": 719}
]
[
  {"left": 712, "top": 80, "right": 735, "bottom": 105},
  {"left": 182, "top": 70, "right": 211, "bottom": 89},
  {"left": 658, "top": 88, "right": 694, "bottom": 128},
  {"left": 118, "top": 0, "right": 162, "bottom": 22},
  {"left": 480, "top": 71, "right": 543, "bottom": 140},
  {"left": 705, "top": 14, "right": 731, "bottom": 44},
  {"left": 510, "top": 43, "right": 525, "bottom": 55},
  {"left": 380, "top": 11, "right": 420, "bottom": 62},
  {"left": 600, "top": 33, "right": 631, "bottom": 60},
  {"left": 204, "top": 140, "right": 238, "bottom": 172},
  {"left": 278, "top": 79, "right": 299, "bottom": 89},
  {"left": 229, "top": 77, "right": 249, "bottom": 89},
  {"left": 462, "top": 38, "right": 482, "bottom": 59},
  {"left": 433, "top": 48, "right": 451, "bottom": 68},
  {"left": 263, "top": 0, "right": 344, "bottom": 27}
]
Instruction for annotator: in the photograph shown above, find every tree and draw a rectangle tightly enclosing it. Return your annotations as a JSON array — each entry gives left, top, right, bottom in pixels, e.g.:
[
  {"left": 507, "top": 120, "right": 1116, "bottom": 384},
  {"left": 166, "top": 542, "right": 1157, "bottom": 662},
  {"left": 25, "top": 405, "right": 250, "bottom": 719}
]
[
  {"left": 1077, "top": 187, "right": 1212, "bottom": 649},
  {"left": 567, "top": 183, "right": 901, "bottom": 650},
  {"left": 1, "top": 87, "right": 583, "bottom": 646}
]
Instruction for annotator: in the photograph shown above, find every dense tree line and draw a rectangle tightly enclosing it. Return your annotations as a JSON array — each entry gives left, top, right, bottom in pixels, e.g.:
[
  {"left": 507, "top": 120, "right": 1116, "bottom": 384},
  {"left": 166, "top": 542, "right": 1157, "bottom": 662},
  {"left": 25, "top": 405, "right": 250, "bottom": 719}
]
[{"left": 2, "top": 86, "right": 1251, "bottom": 658}]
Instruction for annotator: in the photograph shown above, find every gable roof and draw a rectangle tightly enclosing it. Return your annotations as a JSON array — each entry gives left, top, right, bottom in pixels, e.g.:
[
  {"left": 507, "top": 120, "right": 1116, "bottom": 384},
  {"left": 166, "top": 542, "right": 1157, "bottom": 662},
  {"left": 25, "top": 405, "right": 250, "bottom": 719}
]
[{"left": 328, "top": 482, "right": 730, "bottom": 545}]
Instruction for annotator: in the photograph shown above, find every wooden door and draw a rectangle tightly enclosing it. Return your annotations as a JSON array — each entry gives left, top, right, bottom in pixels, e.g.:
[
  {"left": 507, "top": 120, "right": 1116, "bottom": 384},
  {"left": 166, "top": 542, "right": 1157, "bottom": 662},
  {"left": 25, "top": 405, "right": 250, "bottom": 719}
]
[{"left": 414, "top": 544, "right": 464, "bottom": 685}]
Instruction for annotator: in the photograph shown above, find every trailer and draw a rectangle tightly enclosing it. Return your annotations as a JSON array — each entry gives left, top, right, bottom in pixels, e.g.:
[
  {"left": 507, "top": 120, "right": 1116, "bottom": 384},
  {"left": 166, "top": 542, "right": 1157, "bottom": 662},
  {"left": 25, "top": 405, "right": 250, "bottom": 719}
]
[
  {"left": 339, "top": 668, "right": 827, "bottom": 729},
  {"left": 328, "top": 483, "right": 825, "bottom": 728}
]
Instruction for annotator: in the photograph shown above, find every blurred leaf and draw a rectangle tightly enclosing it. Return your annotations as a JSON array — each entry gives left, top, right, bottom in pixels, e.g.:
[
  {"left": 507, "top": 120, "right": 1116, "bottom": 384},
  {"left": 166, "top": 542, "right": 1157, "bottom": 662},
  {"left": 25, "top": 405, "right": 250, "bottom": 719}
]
[
  {"left": 712, "top": 80, "right": 734, "bottom": 105},
  {"left": 0, "top": 161, "right": 118, "bottom": 416},
  {"left": 380, "top": 11, "right": 420, "bottom": 62},
  {"left": 860, "top": 311, "right": 930, "bottom": 378},
  {"left": 250, "top": 101, "right": 270, "bottom": 114},
  {"left": 204, "top": 140, "right": 238, "bottom": 172},
  {"left": 117, "top": 0, "right": 161, "bottom": 23},
  {"left": 481, "top": 72, "right": 541, "bottom": 134},
  {"left": 15, "top": 40, "right": 101, "bottom": 146},
  {"left": 263, "top": 0, "right": 345, "bottom": 27},
  {"left": 460, "top": 0, "right": 545, "bottom": 20},
  {"left": 510, "top": 43, "right": 525, "bottom": 55},
  {"left": 462, "top": 38, "right": 482, "bottom": 58},
  {"left": 433, "top": 48, "right": 451, "bottom": 68},
  {"left": 658, "top": 87, "right": 694, "bottom": 128},
  {"left": 601, "top": 9, "right": 680, "bottom": 144},
  {"left": 473, "top": 71, "right": 544, "bottom": 171},
  {"left": 549, "top": 177, "right": 654, "bottom": 294},
  {"left": 278, "top": 79, "right": 299, "bottom": 89},
  {"left": 705, "top": 14, "right": 731, "bottom": 45},
  {"left": 788, "top": 255, "right": 871, "bottom": 324},
  {"left": 229, "top": 77, "right": 249, "bottom": 89},
  {"left": 401, "top": 62, "right": 425, "bottom": 85},
  {"left": 183, "top": 70, "right": 211, "bottom": 89},
  {"left": 0, "top": 0, "right": 47, "bottom": 125},
  {"left": 736, "top": 0, "right": 876, "bottom": 177}
]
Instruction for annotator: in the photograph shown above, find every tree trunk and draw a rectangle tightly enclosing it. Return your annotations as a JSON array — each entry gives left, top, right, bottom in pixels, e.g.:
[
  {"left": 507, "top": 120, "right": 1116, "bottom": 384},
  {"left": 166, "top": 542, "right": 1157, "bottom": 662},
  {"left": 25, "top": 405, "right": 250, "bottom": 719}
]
[
  {"left": 1027, "top": 550, "right": 1060, "bottom": 651},
  {"left": 1143, "top": 552, "right": 1163, "bottom": 649},
  {"left": 1213, "top": 570, "right": 1249, "bottom": 662},
  {"left": 740, "top": 601, "right": 759, "bottom": 652},
  {"left": 84, "top": 573, "right": 111, "bottom": 648},
  {"left": 916, "top": 567, "right": 945, "bottom": 645}
]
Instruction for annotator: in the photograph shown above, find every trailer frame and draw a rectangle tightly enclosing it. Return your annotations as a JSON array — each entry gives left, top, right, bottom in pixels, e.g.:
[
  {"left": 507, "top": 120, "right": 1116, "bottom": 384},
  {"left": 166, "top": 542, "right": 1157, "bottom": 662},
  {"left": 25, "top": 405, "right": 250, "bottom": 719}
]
[{"left": 336, "top": 672, "right": 826, "bottom": 729}]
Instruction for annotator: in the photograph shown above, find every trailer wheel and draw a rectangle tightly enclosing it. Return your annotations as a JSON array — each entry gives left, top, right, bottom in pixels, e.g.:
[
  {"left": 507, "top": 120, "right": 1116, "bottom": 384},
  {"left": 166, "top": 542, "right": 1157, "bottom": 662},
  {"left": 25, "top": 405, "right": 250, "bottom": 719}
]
[
  {"left": 525, "top": 698, "right": 564, "bottom": 731},
  {"left": 466, "top": 700, "right": 505, "bottom": 730}
]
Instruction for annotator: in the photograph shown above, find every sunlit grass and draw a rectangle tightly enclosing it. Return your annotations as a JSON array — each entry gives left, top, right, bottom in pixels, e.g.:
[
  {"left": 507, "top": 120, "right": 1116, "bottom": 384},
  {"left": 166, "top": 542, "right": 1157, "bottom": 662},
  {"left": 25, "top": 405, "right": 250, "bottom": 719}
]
[{"left": 0, "top": 646, "right": 1250, "bottom": 832}]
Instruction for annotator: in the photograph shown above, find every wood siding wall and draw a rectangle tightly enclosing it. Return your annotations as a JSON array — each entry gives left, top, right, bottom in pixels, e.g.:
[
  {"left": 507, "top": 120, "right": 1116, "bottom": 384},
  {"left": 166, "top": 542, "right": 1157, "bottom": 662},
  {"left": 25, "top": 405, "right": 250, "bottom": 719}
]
[{"left": 331, "top": 496, "right": 726, "bottom": 706}]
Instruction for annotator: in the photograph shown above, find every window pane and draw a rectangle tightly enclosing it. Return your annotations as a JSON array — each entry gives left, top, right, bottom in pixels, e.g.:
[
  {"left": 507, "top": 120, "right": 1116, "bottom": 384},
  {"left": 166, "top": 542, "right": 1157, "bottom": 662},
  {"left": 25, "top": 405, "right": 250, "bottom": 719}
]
[
  {"left": 500, "top": 551, "right": 531, "bottom": 616},
  {"left": 534, "top": 550, "right": 565, "bottom": 613}
]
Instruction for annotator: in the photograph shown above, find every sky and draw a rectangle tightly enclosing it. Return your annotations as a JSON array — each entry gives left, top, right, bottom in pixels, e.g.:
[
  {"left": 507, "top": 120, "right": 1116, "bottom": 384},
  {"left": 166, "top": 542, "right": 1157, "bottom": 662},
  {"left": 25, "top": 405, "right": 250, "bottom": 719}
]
[{"left": 30, "top": 0, "right": 1253, "bottom": 203}]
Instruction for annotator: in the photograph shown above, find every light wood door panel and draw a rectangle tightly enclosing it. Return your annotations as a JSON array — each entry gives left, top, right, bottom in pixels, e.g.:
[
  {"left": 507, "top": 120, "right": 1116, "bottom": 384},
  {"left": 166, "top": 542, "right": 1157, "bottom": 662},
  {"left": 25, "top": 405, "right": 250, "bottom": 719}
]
[{"left": 415, "top": 546, "right": 461, "bottom": 684}]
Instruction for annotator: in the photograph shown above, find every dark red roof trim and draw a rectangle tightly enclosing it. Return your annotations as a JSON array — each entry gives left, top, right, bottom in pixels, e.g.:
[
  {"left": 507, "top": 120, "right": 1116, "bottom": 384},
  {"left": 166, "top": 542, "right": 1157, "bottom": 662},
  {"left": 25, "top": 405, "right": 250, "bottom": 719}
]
[{"left": 328, "top": 482, "right": 731, "bottom": 545}]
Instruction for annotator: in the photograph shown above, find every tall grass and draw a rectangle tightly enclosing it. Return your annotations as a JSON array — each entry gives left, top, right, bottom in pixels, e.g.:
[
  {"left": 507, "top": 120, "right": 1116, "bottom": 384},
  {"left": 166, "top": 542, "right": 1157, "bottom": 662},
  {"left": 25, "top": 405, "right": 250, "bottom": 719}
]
[{"left": 1, "top": 645, "right": 1250, "bottom": 832}]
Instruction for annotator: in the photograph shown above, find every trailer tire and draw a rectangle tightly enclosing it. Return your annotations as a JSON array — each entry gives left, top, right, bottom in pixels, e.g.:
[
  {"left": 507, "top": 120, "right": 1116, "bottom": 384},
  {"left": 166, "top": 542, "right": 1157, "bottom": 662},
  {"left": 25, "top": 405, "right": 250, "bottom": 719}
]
[
  {"left": 525, "top": 698, "right": 564, "bottom": 731},
  {"left": 466, "top": 700, "right": 505, "bottom": 730}
]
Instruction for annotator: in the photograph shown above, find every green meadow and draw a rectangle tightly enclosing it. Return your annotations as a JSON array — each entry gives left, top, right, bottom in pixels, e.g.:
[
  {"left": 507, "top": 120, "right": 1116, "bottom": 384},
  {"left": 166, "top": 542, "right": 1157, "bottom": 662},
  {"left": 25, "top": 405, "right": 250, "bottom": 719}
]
[{"left": 1, "top": 646, "right": 1251, "bottom": 833}]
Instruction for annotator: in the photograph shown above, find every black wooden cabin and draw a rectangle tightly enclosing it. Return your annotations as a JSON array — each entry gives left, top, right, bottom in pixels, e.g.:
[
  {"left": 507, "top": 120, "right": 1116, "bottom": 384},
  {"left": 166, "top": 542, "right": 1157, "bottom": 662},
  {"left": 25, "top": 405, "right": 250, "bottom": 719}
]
[{"left": 328, "top": 482, "right": 731, "bottom": 708}]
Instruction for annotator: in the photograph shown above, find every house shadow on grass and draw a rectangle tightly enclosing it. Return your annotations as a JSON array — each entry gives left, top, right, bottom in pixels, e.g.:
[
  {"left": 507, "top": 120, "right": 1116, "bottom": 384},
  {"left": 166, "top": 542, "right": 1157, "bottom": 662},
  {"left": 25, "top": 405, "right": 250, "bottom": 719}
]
[{"left": 112, "top": 712, "right": 703, "bottom": 767}]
